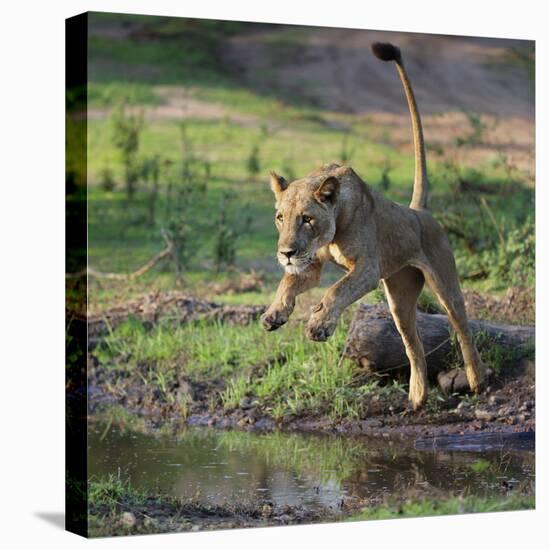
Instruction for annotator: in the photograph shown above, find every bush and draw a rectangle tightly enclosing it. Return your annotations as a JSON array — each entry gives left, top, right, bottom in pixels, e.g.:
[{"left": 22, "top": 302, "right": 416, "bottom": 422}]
[{"left": 111, "top": 101, "right": 144, "bottom": 199}]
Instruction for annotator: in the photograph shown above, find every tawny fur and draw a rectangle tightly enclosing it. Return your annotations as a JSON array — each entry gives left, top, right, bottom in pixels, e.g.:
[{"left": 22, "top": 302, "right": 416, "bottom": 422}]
[{"left": 261, "top": 42, "right": 485, "bottom": 410}]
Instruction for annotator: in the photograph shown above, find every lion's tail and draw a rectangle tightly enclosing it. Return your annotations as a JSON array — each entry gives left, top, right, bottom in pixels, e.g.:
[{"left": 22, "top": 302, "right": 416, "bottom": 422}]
[{"left": 371, "top": 42, "right": 428, "bottom": 210}]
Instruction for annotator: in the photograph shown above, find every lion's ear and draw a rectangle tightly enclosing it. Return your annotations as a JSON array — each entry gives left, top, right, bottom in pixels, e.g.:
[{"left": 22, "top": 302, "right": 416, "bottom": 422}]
[
  {"left": 314, "top": 176, "right": 340, "bottom": 204},
  {"left": 269, "top": 172, "right": 289, "bottom": 198}
]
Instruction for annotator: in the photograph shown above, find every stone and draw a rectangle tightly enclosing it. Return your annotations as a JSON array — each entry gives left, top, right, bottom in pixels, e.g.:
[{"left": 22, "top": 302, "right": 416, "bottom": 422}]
[
  {"left": 239, "top": 396, "right": 253, "bottom": 410},
  {"left": 498, "top": 406, "right": 513, "bottom": 417},
  {"left": 121, "top": 512, "right": 136, "bottom": 528},
  {"left": 489, "top": 395, "right": 504, "bottom": 406},
  {"left": 475, "top": 409, "right": 494, "bottom": 422},
  {"left": 438, "top": 369, "right": 469, "bottom": 394}
]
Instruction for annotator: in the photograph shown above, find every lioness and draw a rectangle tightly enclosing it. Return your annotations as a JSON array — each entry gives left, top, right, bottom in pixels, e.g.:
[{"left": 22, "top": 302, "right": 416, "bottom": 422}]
[{"left": 260, "top": 42, "right": 485, "bottom": 410}]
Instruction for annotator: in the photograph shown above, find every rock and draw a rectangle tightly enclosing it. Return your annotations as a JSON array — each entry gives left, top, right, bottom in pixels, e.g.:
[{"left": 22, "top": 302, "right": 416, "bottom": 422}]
[
  {"left": 519, "top": 400, "right": 534, "bottom": 412},
  {"left": 121, "top": 512, "right": 136, "bottom": 528},
  {"left": 239, "top": 396, "right": 253, "bottom": 410},
  {"left": 498, "top": 406, "right": 513, "bottom": 417},
  {"left": 254, "top": 417, "right": 275, "bottom": 430},
  {"left": 438, "top": 369, "right": 469, "bottom": 394},
  {"left": 261, "top": 504, "right": 273, "bottom": 518},
  {"left": 143, "top": 517, "right": 156, "bottom": 528},
  {"left": 489, "top": 395, "right": 504, "bottom": 406},
  {"left": 362, "top": 419, "right": 382, "bottom": 429},
  {"left": 176, "top": 377, "right": 195, "bottom": 403},
  {"left": 475, "top": 409, "right": 494, "bottom": 422}
]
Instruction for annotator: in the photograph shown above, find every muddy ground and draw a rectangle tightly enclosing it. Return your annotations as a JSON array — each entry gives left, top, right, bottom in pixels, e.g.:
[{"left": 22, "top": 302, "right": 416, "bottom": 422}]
[
  {"left": 87, "top": 287, "right": 535, "bottom": 441},
  {"left": 88, "top": 482, "right": 534, "bottom": 537},
  {"left": 89, "top": 496, "right": 329, "bottom": 537}
]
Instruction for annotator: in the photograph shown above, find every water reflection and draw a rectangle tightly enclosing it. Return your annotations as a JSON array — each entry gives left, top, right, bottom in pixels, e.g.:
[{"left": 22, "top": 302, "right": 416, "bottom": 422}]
[{"left": 88, "top": 424, "right": 534, "bottom": 513}]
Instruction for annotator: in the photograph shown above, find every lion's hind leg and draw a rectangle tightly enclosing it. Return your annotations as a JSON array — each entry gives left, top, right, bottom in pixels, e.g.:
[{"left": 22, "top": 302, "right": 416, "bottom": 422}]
[
  {"left": 420, "top": 252, "right": 485, "bottom": 394},
  {"left": 383, "top": 265, "right": 428, "bottom": 410}
]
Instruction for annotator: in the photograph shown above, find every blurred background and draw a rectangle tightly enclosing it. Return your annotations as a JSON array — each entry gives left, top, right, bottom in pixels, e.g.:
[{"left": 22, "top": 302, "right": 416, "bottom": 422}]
[{"left": 75, "top": 13, "right": 534, "bottom": 316}]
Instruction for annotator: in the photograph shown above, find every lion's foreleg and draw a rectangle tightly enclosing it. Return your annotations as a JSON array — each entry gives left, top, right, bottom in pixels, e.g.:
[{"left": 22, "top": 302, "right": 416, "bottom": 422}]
[
  {"left": 306, "top": 264, "right": 379, "bottom": 341},
  {"left": 260, "top": 259, "right": 323, "bottom": 331}
]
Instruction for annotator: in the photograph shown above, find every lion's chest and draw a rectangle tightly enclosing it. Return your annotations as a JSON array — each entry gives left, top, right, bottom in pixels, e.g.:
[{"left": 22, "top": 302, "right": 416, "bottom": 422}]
[{"left": 328, "top": 244, "right": 352, "bottom": 270}]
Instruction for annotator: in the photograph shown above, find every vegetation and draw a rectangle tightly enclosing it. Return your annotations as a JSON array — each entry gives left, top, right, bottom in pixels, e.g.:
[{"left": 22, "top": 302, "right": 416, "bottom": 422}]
[
  {"left": 94, "top": 310, "right": 397, "bottom": 421},
  {"left": 110, "top": 102, "right": 144, "bottom": 199},
  {"left": 350, "top": 493, "right": 535, "bottom": 521}
]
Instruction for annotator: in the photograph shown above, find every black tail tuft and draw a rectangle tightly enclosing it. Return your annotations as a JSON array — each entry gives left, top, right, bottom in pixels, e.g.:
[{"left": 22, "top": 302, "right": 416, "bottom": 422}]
[{"left": 371, "top": 42, "right": 401, "bottom": 63}]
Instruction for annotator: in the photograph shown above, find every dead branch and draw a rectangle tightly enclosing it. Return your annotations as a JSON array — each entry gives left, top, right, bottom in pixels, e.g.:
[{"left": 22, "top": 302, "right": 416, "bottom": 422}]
[
  {"left": 66, "top": 230, "right": 175, "bottom": 281},
  {"left": 344, "top": 304, "right": 534, "bottom": 389}
]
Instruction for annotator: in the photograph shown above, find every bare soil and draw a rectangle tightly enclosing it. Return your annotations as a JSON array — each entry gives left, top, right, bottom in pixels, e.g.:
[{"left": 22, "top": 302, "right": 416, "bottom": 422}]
[{"left": 89, "top": 497, "right": 327, "bottom": 536}]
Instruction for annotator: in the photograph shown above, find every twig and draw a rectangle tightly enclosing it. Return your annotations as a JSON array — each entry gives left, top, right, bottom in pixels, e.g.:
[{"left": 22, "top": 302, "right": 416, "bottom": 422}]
[
  {"left": 480, "top": 196, "right": 505, "bottom": 247},
  {"left": 65, "top": 232, "right": 175, "bottom": 281}
]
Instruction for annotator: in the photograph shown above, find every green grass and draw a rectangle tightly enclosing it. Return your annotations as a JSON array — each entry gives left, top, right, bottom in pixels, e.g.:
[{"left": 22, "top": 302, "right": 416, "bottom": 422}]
[
  {"left": 89, "top": 474, "right": 148, "bottom": 510},
  {"left": 96, "top": 316, "right": 277, "bottom": 381},
  {"left": 442, "top": 327, "right": 535, "bottom": 375},
  {"left": 88, "top": 13, "right": 250, "bottom": 86},
  {"left": 88, "top": 82, "right": 163, "bottom": 107},
  {"left": 350, "top": 493, "right": 534, "bottom": 522},
  {"left": 94, "top": 308, "right": 410, "bottom": 421}
]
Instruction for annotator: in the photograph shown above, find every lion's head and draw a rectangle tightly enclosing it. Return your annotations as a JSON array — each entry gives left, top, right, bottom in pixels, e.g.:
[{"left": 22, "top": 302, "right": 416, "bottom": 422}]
[{"left": 269, "top": 164, "right": 342, "bottom": 274}]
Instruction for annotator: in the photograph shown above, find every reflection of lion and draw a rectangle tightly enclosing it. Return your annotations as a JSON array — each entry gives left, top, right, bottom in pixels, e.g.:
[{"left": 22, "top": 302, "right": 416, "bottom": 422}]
[{"left": 261, "top": 42, "right": 485, "bottom": 410}]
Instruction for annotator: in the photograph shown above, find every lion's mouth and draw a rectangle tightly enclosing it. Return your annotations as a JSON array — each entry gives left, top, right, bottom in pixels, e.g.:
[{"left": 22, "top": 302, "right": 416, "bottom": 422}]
[{"left": 278, "top": 254, "right": 312, "bottom": 274}]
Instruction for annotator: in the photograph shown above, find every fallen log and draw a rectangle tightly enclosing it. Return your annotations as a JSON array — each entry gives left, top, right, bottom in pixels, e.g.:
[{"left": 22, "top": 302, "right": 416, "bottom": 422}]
[{"left": 344, "top": 304, "right": 534, "bottom": 392}]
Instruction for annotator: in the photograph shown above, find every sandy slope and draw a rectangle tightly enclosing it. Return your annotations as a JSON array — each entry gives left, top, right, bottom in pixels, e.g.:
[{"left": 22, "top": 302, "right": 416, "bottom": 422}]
[{"left": 224, "top": 28, "right": 534, "bottom": 118}]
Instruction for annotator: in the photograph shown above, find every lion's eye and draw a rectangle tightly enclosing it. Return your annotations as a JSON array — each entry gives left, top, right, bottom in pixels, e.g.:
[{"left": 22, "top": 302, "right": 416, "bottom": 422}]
[
  {"left": 276, "top": 213, "right": 284, "bottom": 222},
  {"left": 302, "top": 215, "right": 313, "bottom": 224}
]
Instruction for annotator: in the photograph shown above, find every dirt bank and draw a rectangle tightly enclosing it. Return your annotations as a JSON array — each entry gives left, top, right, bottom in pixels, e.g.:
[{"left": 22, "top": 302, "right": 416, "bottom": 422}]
[{"left": 89, "top": 496, "right": 328, "bottom": 537}]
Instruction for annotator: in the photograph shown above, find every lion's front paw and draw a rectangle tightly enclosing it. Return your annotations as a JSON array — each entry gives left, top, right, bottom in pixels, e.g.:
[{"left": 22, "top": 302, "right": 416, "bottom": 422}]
[
  {"left": 305, "top": 310, "right": 337, "bottom": 342},
  {"left": 260, "top": 307, "right": 290, "bottom": 331}
]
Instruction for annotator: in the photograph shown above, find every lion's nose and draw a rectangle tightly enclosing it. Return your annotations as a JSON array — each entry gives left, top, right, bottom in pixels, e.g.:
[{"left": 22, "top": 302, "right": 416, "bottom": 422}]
[{"left": 280, "top": 248, "right": 297, "bottom": 259}]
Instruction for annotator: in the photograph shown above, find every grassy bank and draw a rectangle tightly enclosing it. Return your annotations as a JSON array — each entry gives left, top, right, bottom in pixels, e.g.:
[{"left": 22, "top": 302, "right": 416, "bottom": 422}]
[{"left": 349, "top": 493, "right": 535, "bottom": 522}]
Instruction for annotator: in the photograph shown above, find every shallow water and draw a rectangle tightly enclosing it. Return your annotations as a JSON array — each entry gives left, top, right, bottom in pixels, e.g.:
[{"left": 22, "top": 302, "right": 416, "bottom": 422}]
[{"left": 88, "top": 423, "right": 534, "bottom": 513}]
